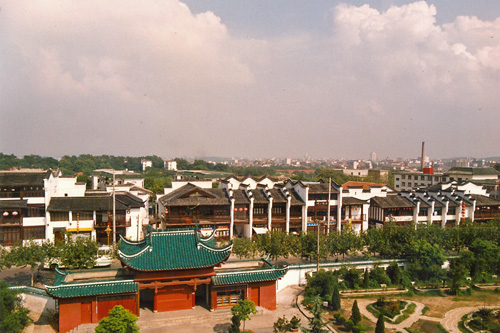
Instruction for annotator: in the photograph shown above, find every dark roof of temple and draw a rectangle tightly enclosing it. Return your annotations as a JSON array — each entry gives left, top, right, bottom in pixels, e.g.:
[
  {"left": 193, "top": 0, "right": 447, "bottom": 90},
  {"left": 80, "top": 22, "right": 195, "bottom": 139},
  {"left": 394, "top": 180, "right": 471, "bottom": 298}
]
[
  {"left": 212, "top": 266, "right": 288, "bottom": 285},
  {"left": 268, "top": 189, "right": 287, "bottom": 203},
  {"left": 471, "top": 194, "right": 500, "bottom": 206},
  {"left": 0, "top": 171, "right": 51, "bottom": 186},
  {"left": 342, "top": 197, "right": 368, "bottom": 205},
  {"left": 118, "top": 227, "right": 232, "bottom": 271},
  {"left": 47, "top": 193, "right": 144, "bottom": 212},
  {"left": 233, "top": 190, "right": 250, "bottom": 204},
  {"left": 0, "top": 199, "right": 28, "bottom": 209},
  {"left": 371, "top": 195, "right": 415, "bottom": 208},
  {"left": 159, "top": 183, "right": 229, "bottom": 206},
  {"left": 45, "top": 267, "right": 138, "bottom": 298},
  {"left": 251, "top": 189, "right": 270, "bottom": 204}
]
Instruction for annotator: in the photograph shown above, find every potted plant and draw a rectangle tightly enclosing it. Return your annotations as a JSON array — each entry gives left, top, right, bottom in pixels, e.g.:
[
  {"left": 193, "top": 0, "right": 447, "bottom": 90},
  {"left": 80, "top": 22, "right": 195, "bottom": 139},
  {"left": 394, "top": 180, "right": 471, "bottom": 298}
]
[{"left": 289, "top": 315, "right": 301, "bottom": 332}]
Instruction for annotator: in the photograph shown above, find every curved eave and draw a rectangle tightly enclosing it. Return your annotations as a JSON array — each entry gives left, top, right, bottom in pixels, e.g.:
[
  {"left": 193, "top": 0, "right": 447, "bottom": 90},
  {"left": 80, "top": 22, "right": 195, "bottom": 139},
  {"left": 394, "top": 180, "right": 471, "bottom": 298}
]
[
  {"left": 119, "top": 246, "right": 233, "bottom": 272},
  {"left": 212, "top": 266, "right": 289, "bottom": 286},
  {"left": 45, "top": 280, "right": 138, "bottom": 298}
]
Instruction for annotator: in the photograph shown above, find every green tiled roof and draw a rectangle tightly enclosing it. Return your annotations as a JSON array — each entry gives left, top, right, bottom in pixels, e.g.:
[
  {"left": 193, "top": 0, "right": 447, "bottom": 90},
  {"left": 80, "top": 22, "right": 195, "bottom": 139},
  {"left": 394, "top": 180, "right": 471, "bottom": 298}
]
[
  {"left": 212, "top": 266, "right": 288, "bottom": 286},
  {"left": 45, "top": 268, "right": 138, "bottom": 298},
  {"left": 118, "top": 228, "right": 232, "bottom": 271}
]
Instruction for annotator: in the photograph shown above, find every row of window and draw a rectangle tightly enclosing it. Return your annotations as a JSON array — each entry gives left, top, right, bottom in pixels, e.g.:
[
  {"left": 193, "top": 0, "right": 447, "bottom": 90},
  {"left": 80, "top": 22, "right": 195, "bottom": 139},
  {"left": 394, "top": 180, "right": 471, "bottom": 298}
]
[{"left": 397, "top": 175, "right": 448, "bottom": 182}]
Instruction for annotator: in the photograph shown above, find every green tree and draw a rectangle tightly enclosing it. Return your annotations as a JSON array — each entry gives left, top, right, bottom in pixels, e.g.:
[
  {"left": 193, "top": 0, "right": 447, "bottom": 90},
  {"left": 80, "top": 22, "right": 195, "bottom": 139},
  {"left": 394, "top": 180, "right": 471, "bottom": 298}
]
[
  {"left": 375, "top": 312, "right": 385, "bottom": 333},
  {"left": 350, "top": 300, "right": 362, "bottom": 325},
  {"left": 95, "top": 305, "right": 139, "bottom": 333},
  {"left": 447, "top": 259, "right": 469, "bottom": 295},
  {"left": 59, "top": 235, "right": 99, "bottom": 269},
  {"left": 232, "top": 237, "right": 253, "bottom": 259},
  {"left": 231, "top": 299, "right": 257, "bottom": 332},
  {"left": 363, "top": 269, "right": 370, "bottom": 289},
  {"left": 303, "top": 295, "right": 326, "bottom": 333},
  {"left": 386, "top": 262, "right": 402, "bottom": 286},
  {"left": 2, "top": 240, "right": 56, "bottom": 285},
  {"left": 0, "top": 282, "right": 32, "bottom": 333},
  {"left": 407, "top": 240, "right": 445, "bottom": 283},
  {"left": 331, "top": 283, "right": 341, "bottom": 311},
  {"left": 336, "top": 229, "right": 362, "bottom": 261}
]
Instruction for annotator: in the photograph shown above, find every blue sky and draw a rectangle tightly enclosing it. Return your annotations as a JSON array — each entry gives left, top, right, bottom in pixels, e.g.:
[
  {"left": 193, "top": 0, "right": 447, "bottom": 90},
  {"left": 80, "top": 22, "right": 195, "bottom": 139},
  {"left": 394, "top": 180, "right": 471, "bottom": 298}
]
[{"left": 1, "top": 1, "right": 500, "bottom": 160}]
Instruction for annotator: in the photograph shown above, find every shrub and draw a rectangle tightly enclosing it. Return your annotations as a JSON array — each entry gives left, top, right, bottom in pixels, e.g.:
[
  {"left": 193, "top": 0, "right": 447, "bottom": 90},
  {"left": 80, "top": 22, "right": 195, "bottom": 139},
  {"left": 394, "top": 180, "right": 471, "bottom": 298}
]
[{"left": 95, "top": 305, "right": 139, "bottom": 333}]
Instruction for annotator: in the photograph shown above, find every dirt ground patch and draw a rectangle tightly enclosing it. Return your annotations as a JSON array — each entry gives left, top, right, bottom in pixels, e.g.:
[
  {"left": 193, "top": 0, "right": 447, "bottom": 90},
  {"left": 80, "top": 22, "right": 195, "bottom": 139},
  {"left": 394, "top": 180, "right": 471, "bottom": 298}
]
[{"left": 409, "top": 319, "right": 444, "bottom": 333}]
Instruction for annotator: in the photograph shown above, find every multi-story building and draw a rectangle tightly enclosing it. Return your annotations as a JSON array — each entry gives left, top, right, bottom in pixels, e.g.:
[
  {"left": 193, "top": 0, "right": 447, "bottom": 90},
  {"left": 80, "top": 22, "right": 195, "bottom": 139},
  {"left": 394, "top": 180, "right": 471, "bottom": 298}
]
[
  {"left": 393, "top": 167, "right": 499, "bottom": 192},
  {"left": 158, "top": 178, "right": 395, "bottom": 237},
  {"left": 369, "top": 185, "right": 500, "bottom": 227},
  {"left": 393, "top": 168, "right": 448, "bottom": 191},
  {"left": 0, "top": 169, "right": 149, "bottom": 246}
]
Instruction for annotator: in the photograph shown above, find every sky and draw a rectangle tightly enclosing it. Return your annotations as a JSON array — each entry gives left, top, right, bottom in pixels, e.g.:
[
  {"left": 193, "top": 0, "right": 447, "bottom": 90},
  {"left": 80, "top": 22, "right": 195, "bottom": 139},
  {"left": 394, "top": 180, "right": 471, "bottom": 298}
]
[{"left": 1, "top": 1, "right": 500, "bottom": 161}]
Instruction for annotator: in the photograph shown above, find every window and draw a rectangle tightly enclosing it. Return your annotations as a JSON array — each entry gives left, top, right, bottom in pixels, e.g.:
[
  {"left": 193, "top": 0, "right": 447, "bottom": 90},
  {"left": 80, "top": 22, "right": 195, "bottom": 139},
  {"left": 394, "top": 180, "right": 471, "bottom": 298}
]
[
  {"left": 72, "top": 211, "right": 93, "bottom": 220},
  {"left": 402, "top": 175, "right": 406, "bottom": 179},
  {"left": 448, "top": 207, "right": 456, "bottom": 215},
  {"left": 421, "top": 176, "right": 425, "bottom": 180},
  {"left": 28, "top": 206, "right": 45, "bottom": 217},
  {"left": 419, "top": 208, "right": 428, "bottom": 216},
  {"left": 414, "top": 175, "right": 419, "bottom": 180},
  {"left": 253, "top": 207, "right": 266, "bottom": 215},
  {"left": 427, "top": 176, "right": 432, "bottom": 181},
  {"left": 272, "top": 206, "right": 283, "bottom": 214},
  {"left": 50, "top": 212, "right": 69, "bottom": 221},
  {"left": 408, "top": 182, "right": 412, "bottom": 187},
  {"left": 402, "top": 182, "right": 406, "bottom": 186},
  {"left": 23, "top": 227, "right": 45, "bottom": 240},
  {"left": 395, "top": 178, "right": 400, "bottom": 181}
]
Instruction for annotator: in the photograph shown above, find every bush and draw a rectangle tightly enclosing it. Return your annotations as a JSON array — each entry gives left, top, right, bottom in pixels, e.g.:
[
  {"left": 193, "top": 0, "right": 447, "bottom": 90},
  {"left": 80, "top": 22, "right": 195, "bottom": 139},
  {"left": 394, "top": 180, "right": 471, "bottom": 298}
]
[
  {"left": 95, "top": 305, "right": 139, "bottom": 333},
  {"left": 0, "top": 282, "right": 32, "bottom": 333}
]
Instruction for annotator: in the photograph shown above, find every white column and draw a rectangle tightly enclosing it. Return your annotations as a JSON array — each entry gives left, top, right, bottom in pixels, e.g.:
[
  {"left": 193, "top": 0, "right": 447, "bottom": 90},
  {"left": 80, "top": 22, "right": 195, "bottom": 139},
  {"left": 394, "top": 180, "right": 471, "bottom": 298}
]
[
  {"left": 267, "top": 197, "right": 273, "bottom": 231},
  {"left": 441, "top": 201, "right": 448, "bottom": 228},
  {"left": 230, "top": 196, "right": 235, "bottom": 238},
  {"left": 337, "top": 191, "right": 342, "bottom": 233},
  {"left": 428, "top": 201, "right": 435, "bottom": 225},
  {"left": 285, "top": 196, "right": 291, "bottom": 233},
  {"left": 248, "top": 197, "right": 254, "bottom": 238},
  {"left": 413, "top": 201, "right": 420, "bottom": 228}
]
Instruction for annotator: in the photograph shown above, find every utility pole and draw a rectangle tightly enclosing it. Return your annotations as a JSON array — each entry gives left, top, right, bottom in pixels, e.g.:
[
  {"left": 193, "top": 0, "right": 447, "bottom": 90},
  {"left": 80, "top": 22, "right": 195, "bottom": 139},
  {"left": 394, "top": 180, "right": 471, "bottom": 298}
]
[
  {"left": 316, "top": 200, "right": 320, "bottom": 273},
  {"left": 327, "top": 177, "right": 331, "bottom": 234},
  {"left": 112, "top": 171, "right": 116, "bottom": 246}
]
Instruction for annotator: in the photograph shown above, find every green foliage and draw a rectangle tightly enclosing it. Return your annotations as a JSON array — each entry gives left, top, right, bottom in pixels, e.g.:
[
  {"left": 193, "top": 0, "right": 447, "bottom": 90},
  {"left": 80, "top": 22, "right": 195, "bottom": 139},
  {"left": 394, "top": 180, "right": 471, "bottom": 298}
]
[
  {"left": 447, "top": 259, "right": 469, "bottom": 295},
  {"left": 232, "top": 237, "right": 254, "bottom": 259},
  {"left": 231, "top": 300, "right": 257, "bottom": 331},
  {"left": 350, "top": 300, "right": 362, "bottom": 325},
  {"left": 228, "top": 315, "right": 241, "bottom": 333},
  {"left": 290, "top": 315, "right": 301, "bottom": 329},
  {"left": 304, "top": 270, "right": 338, "bottom": 302},
  {"left": 375, "top": 312, "right": 385, "bottom": 333},
  {"left": 273, "top": 315, "right": 290, "bottom": 333},
  {"left": 369, "top": 266, "right": 391, "bottom": 286},
  {"left": 407, "top": 239, "right": 445, "bottom": 283},
  {"left": 0, "top": 282, "right": 32, "bottom": 333},
  {"left": 58, "top": 236, "right": 99, "bottom": 269},
  {"left": 331, "top": 283, "right": 341, "bottom": 311},
  {"left": 386, "top": 261, "right": 402, "bottom": 286},
  {"left": 95, "top": 305, "right": 139, "bottom": 333},
  {"left": 304, "top": 295, "right": 326, "bottom": 333}
]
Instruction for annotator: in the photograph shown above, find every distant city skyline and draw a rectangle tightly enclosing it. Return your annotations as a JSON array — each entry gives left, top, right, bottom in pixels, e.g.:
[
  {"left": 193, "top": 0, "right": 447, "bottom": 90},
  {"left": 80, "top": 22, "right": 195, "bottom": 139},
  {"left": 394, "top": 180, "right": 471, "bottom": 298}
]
[{"left": 1, "top": 1, "right": 499, "bottom": 159}]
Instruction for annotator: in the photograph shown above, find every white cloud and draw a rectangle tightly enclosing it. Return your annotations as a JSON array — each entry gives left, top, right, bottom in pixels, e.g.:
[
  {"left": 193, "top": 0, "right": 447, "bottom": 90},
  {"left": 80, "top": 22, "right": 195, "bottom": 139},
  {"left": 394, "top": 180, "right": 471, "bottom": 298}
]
[{"left": 1, "top": 1, "right": 500, "bottom": 159}]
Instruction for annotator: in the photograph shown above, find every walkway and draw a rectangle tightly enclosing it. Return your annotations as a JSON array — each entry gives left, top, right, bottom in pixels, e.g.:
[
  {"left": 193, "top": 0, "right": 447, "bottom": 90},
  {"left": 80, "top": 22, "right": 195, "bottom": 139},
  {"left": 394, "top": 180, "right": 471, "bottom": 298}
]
[{"left": 356, "top": 299, "right": 430, "bottom": 331}]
